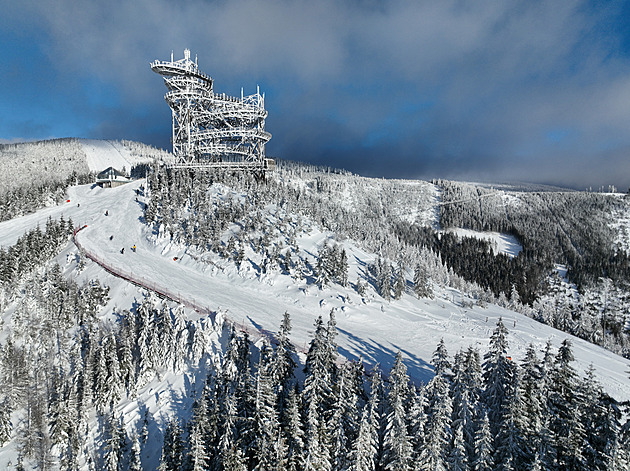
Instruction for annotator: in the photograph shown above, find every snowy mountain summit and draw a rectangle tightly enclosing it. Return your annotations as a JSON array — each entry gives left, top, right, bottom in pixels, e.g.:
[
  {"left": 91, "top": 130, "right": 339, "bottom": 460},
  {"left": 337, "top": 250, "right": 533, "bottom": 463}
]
[{"left": 0, "top": 139, "right": 629, "bottom": 469}]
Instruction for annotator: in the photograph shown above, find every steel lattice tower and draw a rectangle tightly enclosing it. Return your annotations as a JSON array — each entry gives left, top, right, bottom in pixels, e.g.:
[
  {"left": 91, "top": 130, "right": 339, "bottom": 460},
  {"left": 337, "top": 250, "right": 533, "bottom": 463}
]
[{"left": 151, "top": 49, "right": 273, "bottom": 171}]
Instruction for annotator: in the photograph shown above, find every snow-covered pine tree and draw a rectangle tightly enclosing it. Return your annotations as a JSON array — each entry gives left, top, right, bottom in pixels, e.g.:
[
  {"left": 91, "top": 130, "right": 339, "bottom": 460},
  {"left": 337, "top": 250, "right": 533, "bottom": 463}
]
[
  {"left": 92, "top": 336, "right": 110, "bottom": 413},
  {"left": 393, "top": 262, "right": 405, "bottom": 300},
  {"left": 118, "top": 310, "right": 136, "bottom": 393},
  {"left": 494, "top": 371, "right": 530, "bottom": 470},
  {"left": 482, "top": 318, "right": 511, "bottom": 438},
  {"left": 356, "top": 277, "right": 367, "bottom": 297},
  {"left": 186, "top": 397, "right": 211, "bottom": 471},
  {"left": 128, "top": 434, "right": 142, "bottom": 471},
  {"left": 338, "top": 248, "right": 349, "bottom": 287},
  {"left": 547, "top": 339, "right": 586, "bottom": 470},
  {"left": 171, "top": 306, "right": 189, "bottom": 372},
  {"left": 413, "top": 262, "right": 433, "bottom": 299},
  {"left": 284, "top": 386, "right": 306, "bottom": 471},
  {"left": 155, "top": 304, "right": 175, "bottom": 370},
  {"left": 250, "top": 340, "right": 283, "bottom": 470},
  {"left": 381, "top": 352, "right": 413, "bottom": 470},
  {"left": 303, "top": 315, "right": 335, "bottom": 470},
  {"left": 316, "top": 245, "right": 331, "bottom": 289},
  {"left": 158, "top": 417, "right": 184, "bottom": 471},
  {"left": 519, "top": 344, "right": 545, "bottom": 464},
  {"left": 0, "top": 399, "right": 11, "bottom": 446},
  {"left": 471, "top": 410, "right": 493, "bottom": 471},
  {"left": 190, "top": 320, "right": 207, "bottom": 367},
  {"left": 329, "top": 361, "right": 362, "bottom": 471},
  {"left": 451, "top": 348, "right": 481, "bottom": 466},
  {"left": 102, "top": 332, "right": 122, "bottom": 409},
  {"left": 418, "top": 341, "right": 453, "bottom": 471},
  {"left": 136, "top": 299, "right": 157, "bottom": 385},
  {"left": 349, "top": 366, "right": 382, "bottom": 471},
  {"left": 408, "top": 382, "right": 428, "bottom": 464},
  {"left": 580, "top": 365, "right": 622, "bottom": 471},
  {"left": 379, "top": 261, "right": 392, "bottom": 301},
  {"left": 447, "top": 421, "right": 468, "bottom": 471},
  {"left": 273, "top": 311, "right": 297, "bottom": 416},
  {"left": 102, "top": 412, "right": 125, "bottom": 471}
]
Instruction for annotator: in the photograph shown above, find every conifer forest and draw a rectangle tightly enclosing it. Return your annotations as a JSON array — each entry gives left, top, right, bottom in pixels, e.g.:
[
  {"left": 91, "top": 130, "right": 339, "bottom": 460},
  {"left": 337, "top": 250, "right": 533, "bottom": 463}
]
[{"left": 0, "top": 139, "right": 629, "bottom": 469}]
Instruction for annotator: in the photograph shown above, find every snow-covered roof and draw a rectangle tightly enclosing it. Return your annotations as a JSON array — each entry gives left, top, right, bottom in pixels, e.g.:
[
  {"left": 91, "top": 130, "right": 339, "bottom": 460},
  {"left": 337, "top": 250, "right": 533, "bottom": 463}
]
[{"left": 96, "top": 166, "right": 129, "bottom": 181}]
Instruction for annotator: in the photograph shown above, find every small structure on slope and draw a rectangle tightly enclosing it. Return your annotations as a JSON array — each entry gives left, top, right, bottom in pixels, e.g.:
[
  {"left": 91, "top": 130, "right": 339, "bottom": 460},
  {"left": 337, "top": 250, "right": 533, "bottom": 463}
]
[
  {"left": 150, "top": 49, "right": 274, "bottom": 174},
  {"left": 96, "top": 166, "right": 131, "bottom": 188}
]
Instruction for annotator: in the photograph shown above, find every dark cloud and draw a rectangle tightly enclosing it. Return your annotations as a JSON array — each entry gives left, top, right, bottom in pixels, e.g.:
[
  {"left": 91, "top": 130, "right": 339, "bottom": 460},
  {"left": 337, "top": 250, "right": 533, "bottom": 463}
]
[{"left": 2, "top": 0, "right": 630, "bottom": 190}]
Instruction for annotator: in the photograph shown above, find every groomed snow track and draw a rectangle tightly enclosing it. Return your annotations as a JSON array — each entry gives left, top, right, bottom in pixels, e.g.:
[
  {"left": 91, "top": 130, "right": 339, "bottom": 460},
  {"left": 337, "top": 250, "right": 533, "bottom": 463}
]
[{"left": 72, "top": 225, "right": 284, "bottom": 346}]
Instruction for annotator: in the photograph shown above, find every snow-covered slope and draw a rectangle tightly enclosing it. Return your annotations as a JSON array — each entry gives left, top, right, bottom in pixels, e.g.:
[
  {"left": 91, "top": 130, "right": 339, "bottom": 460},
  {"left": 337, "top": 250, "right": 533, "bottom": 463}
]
[
  {"left": 82, "top": 139, "right": 133, "bottom": 173},
  {"left": 441, "top": 228, "right": 523, "bottom": 258},
  {"left": 2, "top": 179, "right": 629, "bottom": 402}
]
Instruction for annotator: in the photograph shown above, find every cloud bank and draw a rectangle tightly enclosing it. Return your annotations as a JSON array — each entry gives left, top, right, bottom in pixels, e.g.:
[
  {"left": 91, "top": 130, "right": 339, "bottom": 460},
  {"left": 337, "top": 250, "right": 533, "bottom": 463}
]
[{"left": 3, "top": 0, "right": 630, "bottom": 190}]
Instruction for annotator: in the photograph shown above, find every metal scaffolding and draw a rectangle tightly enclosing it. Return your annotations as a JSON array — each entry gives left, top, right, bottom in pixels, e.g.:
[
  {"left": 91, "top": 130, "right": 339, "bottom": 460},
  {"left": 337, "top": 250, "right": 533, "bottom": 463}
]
[{"left": 150, "top": 49, "right": 273, "bottom": 172}]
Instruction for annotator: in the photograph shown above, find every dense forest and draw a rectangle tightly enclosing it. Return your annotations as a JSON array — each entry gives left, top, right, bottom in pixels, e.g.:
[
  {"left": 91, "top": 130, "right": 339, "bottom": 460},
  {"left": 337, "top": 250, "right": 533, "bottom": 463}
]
[
  {"left": 143, "top": 165, "right": 630, "bottom": 358},
  {"left": 0, "top": 216, "right": 628, "bottom": 469},
  {"left": 2, "top": 146, "right": 630, "bottom": 469},
  {"left": 437, "top": 180, "right": 630, "bottom": 290}
]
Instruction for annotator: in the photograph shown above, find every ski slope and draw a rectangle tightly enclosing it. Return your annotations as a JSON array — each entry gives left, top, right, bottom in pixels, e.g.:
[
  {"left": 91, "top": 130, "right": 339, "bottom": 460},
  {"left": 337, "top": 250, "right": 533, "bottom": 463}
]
[
  {"left": 4, "top": 179, "right": 629, "bottom": 401},
  {"left": 82, "top": 139, "right": 133, "bottom": 172}
]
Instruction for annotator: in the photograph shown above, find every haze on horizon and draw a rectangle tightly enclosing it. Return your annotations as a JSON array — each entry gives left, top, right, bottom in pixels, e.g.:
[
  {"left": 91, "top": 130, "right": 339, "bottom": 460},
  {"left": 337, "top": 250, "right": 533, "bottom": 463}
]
[{"left": 2, "top": 0, "right": 630, "bottom": 191}]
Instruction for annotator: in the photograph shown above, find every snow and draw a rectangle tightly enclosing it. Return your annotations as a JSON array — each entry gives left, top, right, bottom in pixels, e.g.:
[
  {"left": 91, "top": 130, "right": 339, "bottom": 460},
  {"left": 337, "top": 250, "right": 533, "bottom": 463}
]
[
  {"left": 82, "top": 139, "right": 133, "bottom": 173},
  {"left": 2, "top": 165, "right": 630, "bottom": 469},
  {"left": 442, "top": 227, "right": 523, "bottom": 258},
  {"left": 3, "top": 179, "right": 628, "bottom": 405}
]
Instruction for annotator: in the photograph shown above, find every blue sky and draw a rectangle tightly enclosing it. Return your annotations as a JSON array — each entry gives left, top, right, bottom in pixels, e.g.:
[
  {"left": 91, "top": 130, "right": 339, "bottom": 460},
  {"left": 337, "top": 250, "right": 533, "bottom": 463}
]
[{"left": 2, "top": 0, "right": 630, "bottom": 190}]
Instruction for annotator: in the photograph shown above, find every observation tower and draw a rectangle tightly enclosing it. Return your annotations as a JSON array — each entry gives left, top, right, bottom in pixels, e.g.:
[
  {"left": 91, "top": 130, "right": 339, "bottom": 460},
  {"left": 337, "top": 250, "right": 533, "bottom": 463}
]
[{"left": 150, "top": 49, "right": 273, "bottom": 172}]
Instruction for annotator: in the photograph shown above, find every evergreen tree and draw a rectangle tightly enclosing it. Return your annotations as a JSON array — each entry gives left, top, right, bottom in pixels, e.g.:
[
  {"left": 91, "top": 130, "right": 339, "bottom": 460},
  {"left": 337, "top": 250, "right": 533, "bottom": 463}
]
[
  {"left": 338, "top": 248, "right": 349, "bottom": 287},
  {"left": 494, "top": 372, "right": 529, "bottom": 471},
  {"left": 393, "top": 262, "right": 405, "bottom": 300},
  {"left": 186, "top": 398, "right": 211, "bottom": 471},
  {"left": 0, "top": 399, "right": 11, "bottom": 446},
  {"left": 419, "top": 342, "right": 453, "bottom": 471},
  {"left": 519, "top": 344, "right": 545, "bottom": 467},
  {"left": 547, "top": 339, "right": 586, "bottom": 470},
  {"left": 349, "top": 366, "right": 382, "bottom": 471},
  {"left": 379, "top": 262, "right": 392, "bottom": 301},
  {"left": 482, "top": 318, "right": 511, "bottom": 438},
  {"left": 471, "top": 410, "right": 493, "bottom": 471},
  {"left": 413, "top": 263, "right": 433, "bottom": 298},
  {"left": 451, "top": 348, "right": 481, "bottom": 466},
  {"left": 316, "top": 245, "right": 331, "bottom": 289},
  {"left": 284, "top": 386, "right": 306, "bottom": 471},
  {"left": 330, "top": 361, "right": 362, "bottom": 471},
  {"left": 102, "top": 412, "right": 124, "bottom": 471},
  {"left": 580, "top": 366, "right": 622, "bottom": 471},
  {"left": 381, "top": 352, "right": 413, "bottom": 470},
  {"left": 251, "top": 340, "right": 283, "bottom": 470},
  {"left": 273, "top": 311, "right": 297, "bottom": 416},
  {"left": 303, "top": 316, "right": 334, "bottom": 470},
  {"left": 447, "top": 421, "right": 469, "bottom": 471},
  {"left": 128, "top": 434, "right": 142, "bottom": 471},
  {"left": 159, "top": 417, "right": 184, "bottom": 471}
]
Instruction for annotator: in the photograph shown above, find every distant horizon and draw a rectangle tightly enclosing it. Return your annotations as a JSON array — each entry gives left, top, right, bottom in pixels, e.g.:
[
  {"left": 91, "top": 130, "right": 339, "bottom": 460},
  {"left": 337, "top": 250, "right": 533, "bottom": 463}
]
[{"left": 4, "top": 135, "right": 626, "bottom": 193}]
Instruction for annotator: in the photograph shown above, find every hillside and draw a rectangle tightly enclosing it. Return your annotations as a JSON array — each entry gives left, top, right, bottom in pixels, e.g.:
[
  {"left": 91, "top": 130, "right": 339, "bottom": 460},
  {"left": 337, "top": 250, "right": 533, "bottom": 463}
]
[
  {"left": 0, "top": 141, "right": 629, "bottom": 469},
  {"left": 0, "top": 139, "right": 171, "bottom": 223}
]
